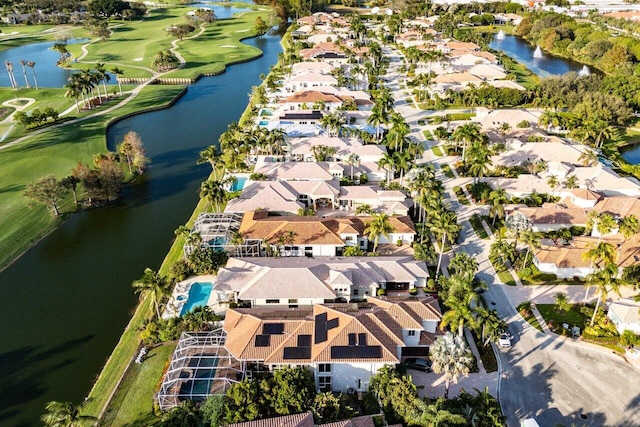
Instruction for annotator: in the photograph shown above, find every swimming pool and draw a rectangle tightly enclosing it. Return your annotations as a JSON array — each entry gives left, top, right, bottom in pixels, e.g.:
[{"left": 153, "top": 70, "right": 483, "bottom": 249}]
[
  {"left": 259, "top": 120, "right": 269, "bottom": 126},
  {"left": 230, "top": 176, "right": 247, "bottom": 192},
  {"left": 180, "top": 282, "right": 213, "bottom": 316}
]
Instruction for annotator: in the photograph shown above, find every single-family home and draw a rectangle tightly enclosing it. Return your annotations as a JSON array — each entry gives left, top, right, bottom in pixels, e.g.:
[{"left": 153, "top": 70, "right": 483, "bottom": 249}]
[
  {"left": 223, "top": 297, "right": 443, "bottom": 393},
  {"left": 211, "top": 256, "right": 430, "bottom": 306},
  {"left": 607, "top": 299, "right": 640, "bottom": 335},
  {"left": 237, "top": 211, "right": 416, "bottom": 256}
]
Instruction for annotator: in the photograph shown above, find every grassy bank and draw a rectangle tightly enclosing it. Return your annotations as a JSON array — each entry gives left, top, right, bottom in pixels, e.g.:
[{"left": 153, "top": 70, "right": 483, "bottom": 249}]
[
  {"left": 71, "top": 4, "right": 272, "bottom": 79},
  {"left": 0, "top": 85, "right": 185, "bottom": 270}
]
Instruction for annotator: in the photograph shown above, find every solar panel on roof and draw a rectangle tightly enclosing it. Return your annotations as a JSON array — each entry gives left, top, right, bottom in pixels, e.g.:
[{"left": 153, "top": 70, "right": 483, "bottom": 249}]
[
  {"left": 255, "top": 335, "right": 271, "bottom": 347},
  {"left": 331, "top": 345, "right": 382, "bottom": 359},
  {"left": 348, "top": 333, "right": 357, "bottom": 346},
  {"left": 358, "top": 333, "right": 367, "bottom": 346},
  {"left": 298, "top": 335, "right": 312, "bottom": 347},
  {"left": 315, "top": 313, "right": 328, "bottom": 344},
  {"left": 262, "top": 323, "right": 284, "bottom": 335},
  {"left": 327, "top": 318, "right": 339, "bottom": 329},
  {"left": 283, "top": 347, "right": 312, "bottom": 360}
]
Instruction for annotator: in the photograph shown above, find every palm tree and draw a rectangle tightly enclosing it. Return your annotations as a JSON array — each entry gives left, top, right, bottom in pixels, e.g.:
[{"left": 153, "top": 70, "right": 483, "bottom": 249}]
[
  {"left": 364, "top": 213, "right": 394, "bottom": 253},
  {"left": 200, "top": 180, "right": 226, "bottom": 212},
  {"left": 319, "top": 111, "right": 345, "bottom": 137},
  {"left": 488, "top": 188, "right": 508, "bottom": 226},
  {"left": 451, "top": 123, "right": 483, "bottom": 161},
  {"left": 393, "top": 150, "right": 411, "bottom": 186},
  {"left": 554, "top": 292, "right": 571, "bottom": 313},
  {"left": 474, "top": 308, "right": 506, "bottom": 346},
  {"left": 355, "top": 204, "right": 373, "bottom": 215},
  {"left": 546, "top": 175, "right": 559, "bottom": 195},
  {"left": 5, "top": 61, "right": 18, "bottom": 89},
  {"left": 619, "top": 215, "right": 640, "bottom": 239},
  {"left": 564, "top": 174, "right": 578, "bottom": 189},
  {"left": 26, "top": 61, "right": 37, "bottom": 89},
  {"left": 132, "top": 268, "right": 168, "bottom": 319},
  {"left": 64, "top": 81, "right": 82, "bottom": 112},
  {"left": 409, "top": 398, "right": 466, "bottom": 427},
  {"left": 19, "top": 59, "right": 30, "bottom": 88},
  {"left": 585, "top": 263, "right": 621, "bottom": 326},
  {"left": 429, "top": 332, "right": 473, "bottom": 399},
  {"left": 95, "top": 62, "right": 110, "bottom": 98},
  {"left": 111, "top": 67, "right": 124, "bottom": 95},
  {"left": 592, "top": 212, "right": 617, "bottom": 240},
  {"left": 578, "top": 148, "right": 598, "bottom": 166},
  {"left": 448, "top": 252, "right": 478, "bottom": 280},
  {"left": 431, "top": 210, "right": 460, "bottom": 278},
  {"left": 229, "top": 231, "right": 245, "bottom": 256},
  {"left": 41, "top": 400, "right": 96, "bottom": 427},
  {"left": 377, "top": 152, "right": 395, "bottom": 185},
  {"left": 367, "top": 105, "right": 387, "bottom": 140},
  {"left": 441, "top": 296, "right": 478, "bottom": 337},
  {"left": 521, "top": 230, "right": 542, "bottom": 265},
  {"left": 582, "top": 241, "right": 617, "bottom": 300},
  {"left": 466, "top": 142, "right": 492, "bottom": 184},
  {"left": 197, "top": 145, "right": 222, "bottom": 172},
  {"left": 346, "top": 153, "right": 361, "bottom": 180}
]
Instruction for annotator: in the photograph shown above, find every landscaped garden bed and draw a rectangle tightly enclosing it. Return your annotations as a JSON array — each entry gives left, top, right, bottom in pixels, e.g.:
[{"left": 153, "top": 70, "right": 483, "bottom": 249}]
[
  {"left": 469, "top": 214, "right": 489, "bottom": 239},
  {"left": 453, "top": 186, "right": 469, "bottom": 205},
  {"left": 441, "top": 164, "right": 455, "bottom": 178}
]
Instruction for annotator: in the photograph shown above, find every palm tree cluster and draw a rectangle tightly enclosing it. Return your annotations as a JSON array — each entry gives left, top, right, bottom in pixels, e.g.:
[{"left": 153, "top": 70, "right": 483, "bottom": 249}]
[
  {"left": 65, "top": 63, "right": 112, "bottom": 111},
  {"left": 4, "top": 60, "right": 37, "bottom": 89},
  {"left": 217, "top": 123, "right": 286, "bottom": 171},
  {"left": 440, "top": 253, "right": 506, "bottom": 346}
]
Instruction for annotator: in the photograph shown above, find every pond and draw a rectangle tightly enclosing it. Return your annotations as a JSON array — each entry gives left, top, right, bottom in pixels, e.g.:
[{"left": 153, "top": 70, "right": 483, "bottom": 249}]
[
  {"left": 0, "top": 38, "right": 91, "bottom": 89},
  {"left": 0, "top": 31, "right": 282, "bottom": 427},
  {"left": 489, "top": 34, "right": 591, "bottom": 78}
]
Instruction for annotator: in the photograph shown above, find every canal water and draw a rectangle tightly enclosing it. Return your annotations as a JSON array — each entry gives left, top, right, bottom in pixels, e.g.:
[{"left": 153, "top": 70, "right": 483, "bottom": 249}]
[
  {"left": 0, "top": 32, "right": 281, "bottom": 427},
  {"left": 489, "top": 34, "right": 588, "bottom": 78}
]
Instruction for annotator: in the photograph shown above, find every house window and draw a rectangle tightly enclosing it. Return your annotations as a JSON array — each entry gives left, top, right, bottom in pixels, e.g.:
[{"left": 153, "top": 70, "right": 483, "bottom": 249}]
[
  {"left": 353, "top": 289, "right": 359, "bottom": 296},
  {"left": 288, "top": 299, "right": 298, "bottom": 304},
  {"left": 345, "top": 236, "right": 353, "bottom": 241},
  {"left": 318, "top": 363, "right": 331, "bottom": 373},
  {"left": 408, "top": 330, "right": 416, "bottom": 337},
  {"left": 318, "top": 376, "right": 332, "bottom": 389},
  {"left": 266, "top": 299, "right": 279, "bottom": 304}
]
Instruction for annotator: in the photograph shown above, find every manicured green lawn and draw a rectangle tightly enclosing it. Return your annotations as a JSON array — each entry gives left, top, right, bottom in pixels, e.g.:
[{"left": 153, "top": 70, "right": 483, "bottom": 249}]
[
  {"left": 441, "top": 164, "right": 455, "bottom": 178},
  {"left": 469, "top": 214, "right": 489, "bottom": 239},
  {"left": 431, "top": 144, "right": 443, "bottom": 156},
  {"left": 0, "top": 85, "right": 185, "bottom": 269},
  {"left": 536, "top": 304, "right": 587, "bottom": 336},
  {"left": 100, "top": 343, "right": 177, "bottom": 427},
  {"left": 471, "top": 332, "right": 498, "bottom": 373},
  {"left": 72, "top": 5, "right": 272, "bottom": 79},
  {"left": 519, "top": 309, "right": 543, "bottom": 332},
  {"left": 422, "top": 129, "right": 433, "bottom": 140},
  {"left": 453, "top": 185, "right": 469, "bottom": 205}
]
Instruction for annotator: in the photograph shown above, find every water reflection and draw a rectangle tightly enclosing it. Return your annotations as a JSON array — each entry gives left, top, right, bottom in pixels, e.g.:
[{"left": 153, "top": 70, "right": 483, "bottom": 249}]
[{"left": 490, "top": 35, "right": 587, "bottom": 78}]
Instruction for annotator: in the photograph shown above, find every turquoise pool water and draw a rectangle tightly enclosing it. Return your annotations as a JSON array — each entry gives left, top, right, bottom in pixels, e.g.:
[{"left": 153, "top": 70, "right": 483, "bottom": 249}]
[
  {"left": 180, "top": 282, "right": 213, "bottom": 316},
  {"left": 259, "top": 120, "right": 269, "bottom": 126},
  {"left": 231, "top": 177, "right": 247, "bottom": 192}
]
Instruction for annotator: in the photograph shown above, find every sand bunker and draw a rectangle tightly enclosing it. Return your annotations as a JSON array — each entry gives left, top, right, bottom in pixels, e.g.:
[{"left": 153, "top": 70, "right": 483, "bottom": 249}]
[
  {"left": 219, "top": 45, "right": 237, "bottom": 48},
  {"left": 134, "top": 57, "right": 144, "bottom": 61}
]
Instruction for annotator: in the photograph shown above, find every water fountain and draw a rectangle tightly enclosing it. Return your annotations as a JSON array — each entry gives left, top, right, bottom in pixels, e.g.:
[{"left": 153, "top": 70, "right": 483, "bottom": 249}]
[
  {"left": 533, "top": 45, "right": 543, "bottom": 58},
  {"left": 496, "top": 30, "right": 506, "bottom": 40},
  {"left": 578, "top": 65, "right": 590, "bottom": 76}
]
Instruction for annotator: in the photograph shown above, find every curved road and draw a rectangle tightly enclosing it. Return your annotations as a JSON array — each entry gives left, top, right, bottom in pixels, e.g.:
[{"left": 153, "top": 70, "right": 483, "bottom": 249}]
[{"left": 382, "top": 44, "right": 640, "bottom": 427}]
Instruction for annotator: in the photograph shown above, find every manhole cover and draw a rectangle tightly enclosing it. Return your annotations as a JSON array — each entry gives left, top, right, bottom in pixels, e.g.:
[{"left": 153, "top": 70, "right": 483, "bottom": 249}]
[{"left": 580, "top": 414, "right": 588, "bottom": 420}]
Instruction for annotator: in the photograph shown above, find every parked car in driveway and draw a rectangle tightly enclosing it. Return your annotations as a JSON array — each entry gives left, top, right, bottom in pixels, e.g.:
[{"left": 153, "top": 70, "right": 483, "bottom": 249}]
[
  {"left": 499, "top": 334, "right": 512, "bottom": 348},
  {"left": 406, "top": 358, "right": 432, "bottom": 372}
]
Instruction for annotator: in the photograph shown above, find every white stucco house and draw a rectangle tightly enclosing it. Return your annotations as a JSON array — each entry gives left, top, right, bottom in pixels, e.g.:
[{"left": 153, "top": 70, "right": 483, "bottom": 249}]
[{"left": 608, "top": 299, "right": 640, "bottom": 335}]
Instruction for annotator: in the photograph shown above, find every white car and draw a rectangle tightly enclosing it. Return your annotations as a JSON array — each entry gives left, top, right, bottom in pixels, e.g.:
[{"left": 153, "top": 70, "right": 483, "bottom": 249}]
[{"left": 499, "top": 334, "right": 512, "bottom": 348}]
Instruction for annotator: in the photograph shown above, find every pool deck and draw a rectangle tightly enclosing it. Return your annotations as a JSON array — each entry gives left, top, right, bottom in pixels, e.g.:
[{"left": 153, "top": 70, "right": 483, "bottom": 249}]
[{"left": 162, "top": 275, "right": 223, "bottom": 319}]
